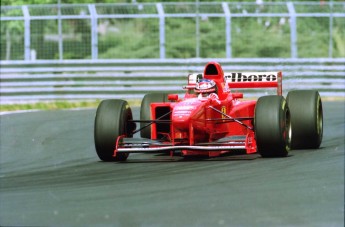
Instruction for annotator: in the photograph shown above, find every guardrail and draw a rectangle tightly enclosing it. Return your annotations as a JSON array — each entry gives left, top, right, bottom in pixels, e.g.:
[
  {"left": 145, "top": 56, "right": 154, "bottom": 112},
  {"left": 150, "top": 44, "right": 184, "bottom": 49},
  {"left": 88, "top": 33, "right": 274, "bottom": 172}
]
[{"left": 0, "top": 58, "right": 344, "bottom": 104}]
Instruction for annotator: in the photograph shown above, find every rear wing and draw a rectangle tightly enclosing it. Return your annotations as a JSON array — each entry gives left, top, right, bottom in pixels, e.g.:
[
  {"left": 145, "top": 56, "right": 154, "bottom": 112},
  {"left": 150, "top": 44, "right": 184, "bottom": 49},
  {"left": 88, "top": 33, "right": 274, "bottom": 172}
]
[{"left": 225, "top": 72, "right": 282, "bottom": 96}]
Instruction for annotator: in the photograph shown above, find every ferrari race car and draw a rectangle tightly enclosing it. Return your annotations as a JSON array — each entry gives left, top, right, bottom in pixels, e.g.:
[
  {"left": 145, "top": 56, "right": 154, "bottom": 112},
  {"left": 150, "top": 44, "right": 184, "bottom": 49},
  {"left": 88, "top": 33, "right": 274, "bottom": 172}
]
[{"left": 94, "top": 62, "right": 323, "bottom": 161}]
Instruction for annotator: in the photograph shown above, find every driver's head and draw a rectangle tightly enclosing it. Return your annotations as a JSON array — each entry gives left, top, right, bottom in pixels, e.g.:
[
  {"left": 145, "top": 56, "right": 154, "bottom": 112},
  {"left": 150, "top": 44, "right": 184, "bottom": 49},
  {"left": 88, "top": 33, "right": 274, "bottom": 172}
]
[{"left": 195, "top": 79, "right": 217, "bottom": 97}]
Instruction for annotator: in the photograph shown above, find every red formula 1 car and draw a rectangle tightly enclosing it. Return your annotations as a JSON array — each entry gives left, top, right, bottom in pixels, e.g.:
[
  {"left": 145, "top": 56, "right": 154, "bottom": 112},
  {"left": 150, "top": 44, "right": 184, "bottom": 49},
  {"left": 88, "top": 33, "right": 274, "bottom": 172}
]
[{"left": 94, "top": 62, "right": 323, "bottom": 161}]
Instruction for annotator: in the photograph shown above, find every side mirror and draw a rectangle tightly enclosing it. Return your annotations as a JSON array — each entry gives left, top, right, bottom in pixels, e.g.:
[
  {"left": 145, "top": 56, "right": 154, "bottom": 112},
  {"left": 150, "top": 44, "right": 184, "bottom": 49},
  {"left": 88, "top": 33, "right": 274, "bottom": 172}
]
[
  {"left": 232, "top": 93, "right": 243, "bottom": 99},
  {"left": 168, "top": 94, "right": 179, "bottom": 102}
]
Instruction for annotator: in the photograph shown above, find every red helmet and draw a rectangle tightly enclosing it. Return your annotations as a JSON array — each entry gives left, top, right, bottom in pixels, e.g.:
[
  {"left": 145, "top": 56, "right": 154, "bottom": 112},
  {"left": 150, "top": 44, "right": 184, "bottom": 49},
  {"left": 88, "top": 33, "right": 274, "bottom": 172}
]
[{"left": 195, "top": 79, "right": 217, "bottom": 94}]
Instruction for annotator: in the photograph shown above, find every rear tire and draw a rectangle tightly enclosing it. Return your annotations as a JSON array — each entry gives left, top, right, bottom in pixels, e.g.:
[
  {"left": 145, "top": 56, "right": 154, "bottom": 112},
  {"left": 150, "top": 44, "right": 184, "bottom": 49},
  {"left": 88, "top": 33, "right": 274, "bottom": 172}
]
[
  {"left": 255, "top": 96, "right": 291, "bottom": 157},
  {"left": 140, "top": 93, "right": 169, "bottom": 138},
  {"left": 94, "top": 99, "right": 134, "bottom": 161},
  {"left": 286, "top": 90, "right": 323, "bottom": 149}
]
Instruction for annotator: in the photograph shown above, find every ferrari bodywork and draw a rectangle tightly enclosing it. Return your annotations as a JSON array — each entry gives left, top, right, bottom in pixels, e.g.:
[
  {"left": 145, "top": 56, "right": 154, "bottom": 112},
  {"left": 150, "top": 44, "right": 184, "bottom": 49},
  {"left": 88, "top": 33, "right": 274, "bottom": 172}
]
[{"left": 94, "top": 62, "right": 323, "bottom": 161}]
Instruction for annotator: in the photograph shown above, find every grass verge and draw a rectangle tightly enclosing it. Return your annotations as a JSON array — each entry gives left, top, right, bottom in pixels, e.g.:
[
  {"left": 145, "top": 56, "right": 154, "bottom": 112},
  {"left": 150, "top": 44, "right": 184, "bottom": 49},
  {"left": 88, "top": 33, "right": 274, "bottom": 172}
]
[{"left": 0, "top": 100, "right": 142, "bottom": 112}]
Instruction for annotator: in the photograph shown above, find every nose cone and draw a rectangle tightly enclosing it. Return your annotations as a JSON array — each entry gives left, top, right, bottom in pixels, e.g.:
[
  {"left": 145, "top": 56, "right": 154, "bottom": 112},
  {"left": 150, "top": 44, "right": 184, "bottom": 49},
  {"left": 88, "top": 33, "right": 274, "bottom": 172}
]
[
  {"left": 172, "top": 99, "right": 204, "bottom": 131},
  {"left": 172, "top": 105, "right": 194, "bottom": 130}
]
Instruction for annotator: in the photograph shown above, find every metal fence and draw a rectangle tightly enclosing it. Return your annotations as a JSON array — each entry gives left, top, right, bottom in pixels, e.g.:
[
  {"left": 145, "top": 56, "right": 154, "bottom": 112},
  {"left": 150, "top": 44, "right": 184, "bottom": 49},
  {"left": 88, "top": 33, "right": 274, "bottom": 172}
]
[
  {"left": 1, "top": 2, "right": 345, "bottom": 61},
  {"left": 1, "top": 2, "right": 344, "bottom": 104},
  {"left": 1, "top": 58, "right": 344, "bottom": 104}
]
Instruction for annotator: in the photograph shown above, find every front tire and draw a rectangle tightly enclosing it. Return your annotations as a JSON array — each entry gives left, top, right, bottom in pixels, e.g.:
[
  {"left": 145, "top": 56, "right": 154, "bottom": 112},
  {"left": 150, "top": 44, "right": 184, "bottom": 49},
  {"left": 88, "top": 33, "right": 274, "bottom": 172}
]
[
  {"left": 94, "top": 99, "right": 134, "bottom": 161},
  {"left": 286, "top": 90, "right": 323, "bottom": 149},
  {"left": 255, "top": 96, "right": 291, "bottom": 157}
]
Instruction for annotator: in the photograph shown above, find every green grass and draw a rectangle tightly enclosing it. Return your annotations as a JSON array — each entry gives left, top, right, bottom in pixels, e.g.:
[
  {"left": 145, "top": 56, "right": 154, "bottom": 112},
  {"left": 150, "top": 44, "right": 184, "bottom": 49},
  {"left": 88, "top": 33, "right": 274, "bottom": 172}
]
[
  {"left": 0, "top": 101, "right": 99, "bottom": 112},
  {"left": 0, "top": 100, "right": 142, "bottom": 112}
]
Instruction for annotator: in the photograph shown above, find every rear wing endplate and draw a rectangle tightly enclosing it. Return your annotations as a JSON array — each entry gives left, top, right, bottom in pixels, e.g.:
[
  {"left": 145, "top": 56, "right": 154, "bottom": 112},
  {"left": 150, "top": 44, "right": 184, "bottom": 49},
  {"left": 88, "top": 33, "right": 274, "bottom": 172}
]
[{"left": 225, "top": 72, "right": 282, "bottom": 96}]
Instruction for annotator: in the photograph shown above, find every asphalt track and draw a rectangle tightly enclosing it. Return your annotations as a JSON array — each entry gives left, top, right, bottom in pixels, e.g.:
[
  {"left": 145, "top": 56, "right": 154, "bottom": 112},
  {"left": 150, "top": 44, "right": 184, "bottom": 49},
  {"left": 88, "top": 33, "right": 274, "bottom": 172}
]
[{"left": 0, "top": 102, "right": 344, "bottom": 227}]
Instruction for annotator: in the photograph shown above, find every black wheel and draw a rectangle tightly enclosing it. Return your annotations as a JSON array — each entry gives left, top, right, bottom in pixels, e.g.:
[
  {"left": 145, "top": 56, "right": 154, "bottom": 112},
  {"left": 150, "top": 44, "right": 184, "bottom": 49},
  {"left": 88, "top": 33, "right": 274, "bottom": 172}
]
[
  {"left": 140, "top": 93, "right": 169, "bottom": 138},
  {"left": 286, "top": 90, "right": 323, "bottom": 149},
  {"left": 254, "top": 95, "right": 291, "bottom": 157},
  {"left": 94, "top": 99, "right": 134, "bottom": 161}
]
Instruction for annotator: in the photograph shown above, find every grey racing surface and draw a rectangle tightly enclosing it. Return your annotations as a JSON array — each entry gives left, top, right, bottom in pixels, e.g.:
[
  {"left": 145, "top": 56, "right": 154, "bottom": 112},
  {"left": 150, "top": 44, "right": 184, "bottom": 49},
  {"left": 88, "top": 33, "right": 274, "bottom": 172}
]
[{"left": 0, "top": 102, "right": 344, "bottom": 227}]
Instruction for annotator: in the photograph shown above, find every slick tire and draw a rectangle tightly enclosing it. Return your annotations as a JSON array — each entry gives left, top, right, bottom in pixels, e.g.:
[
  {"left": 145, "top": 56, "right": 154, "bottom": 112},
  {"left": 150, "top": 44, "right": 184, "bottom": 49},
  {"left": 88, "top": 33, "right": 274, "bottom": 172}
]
[
  {"left": 140, "top": 93, "right": 169, "bottom": 139},
  {"left": 94, "top": 99, "right": 134, "bottom": 161},
  {"left": 286, "top": 90, "right": 323, "bottom": 149},
  {"left": 255, "top": 95, "right": 291, "bottom": 157}
]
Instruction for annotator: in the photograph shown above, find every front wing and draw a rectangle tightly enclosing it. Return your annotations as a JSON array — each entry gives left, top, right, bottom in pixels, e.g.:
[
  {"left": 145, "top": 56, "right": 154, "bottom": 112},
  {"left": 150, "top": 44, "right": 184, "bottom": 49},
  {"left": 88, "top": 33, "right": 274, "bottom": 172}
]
[{"left": 113, "top": 133, "right": 257, "bottom": 157}]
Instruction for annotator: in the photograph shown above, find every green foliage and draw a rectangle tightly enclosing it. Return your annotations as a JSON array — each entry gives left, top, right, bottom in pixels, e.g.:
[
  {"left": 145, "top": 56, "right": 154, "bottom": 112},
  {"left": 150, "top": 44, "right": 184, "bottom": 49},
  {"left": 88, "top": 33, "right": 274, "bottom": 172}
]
[
  {"left": 333, "top": 28, "right": 345, "bottom": 57},
  {"left": 199, "top": 18, "right": 226, "bottom": 58},
  {"left": 333, "top": 18, "right": 345, "bottom": 57},
  {"left": 97, "top": 18, "right": 159, "bottom": 58},
  {"left": 165, "top": 18, "right": 196, "bottom": 58},
  {"left": 297, "top": 17, "right": 345, "bottom": 58},
  {"left": 0, "top": 100, "right": 142, "bottom": 112},
  {"left": 0, "top": 101, "right": 100, "bottom": 111},
  {"left": 1, "top": 0, "right": 129, "bottom": 6},
  {"left": 1, "top": 1, "right": 344, "bottom": 59},
  {"left": 242, "top": 18, "right": 290, "bottom": 57},
  {"left": 3, "top": 0, "right": 345, "bottom": 6}
]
